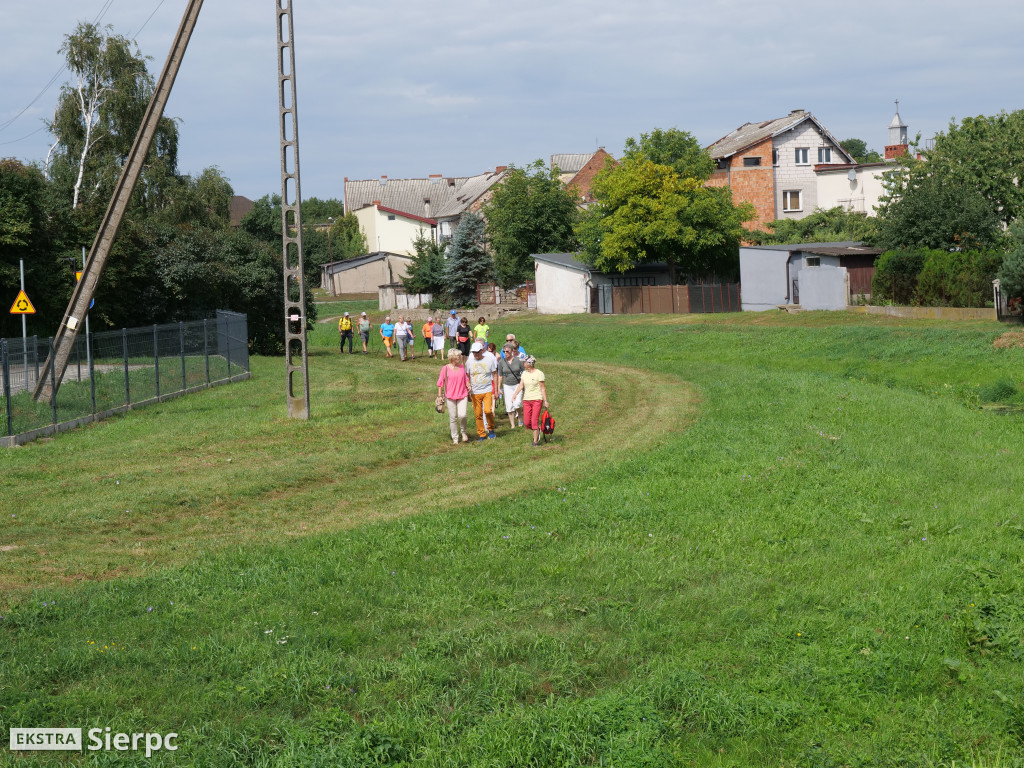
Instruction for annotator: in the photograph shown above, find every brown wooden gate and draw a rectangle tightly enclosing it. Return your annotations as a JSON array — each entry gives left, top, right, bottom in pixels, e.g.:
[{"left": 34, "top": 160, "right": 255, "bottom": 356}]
[{"left": 607, "top": 284, "right": 736, "bottom": 314}]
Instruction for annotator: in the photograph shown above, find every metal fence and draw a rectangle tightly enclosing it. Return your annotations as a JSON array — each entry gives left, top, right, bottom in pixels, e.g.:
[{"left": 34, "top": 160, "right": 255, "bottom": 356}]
[{"left": 1, "top": 310, "right": 250, "bottom": 447}]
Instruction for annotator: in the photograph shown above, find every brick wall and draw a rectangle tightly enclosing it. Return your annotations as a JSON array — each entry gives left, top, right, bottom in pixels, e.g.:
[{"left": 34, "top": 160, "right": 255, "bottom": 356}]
[
  {"left": 568, "top": 148, "right": 615, "bottom": 203},
  {"left": 721, "top": 137, "right": 775, "bottom": 231}
]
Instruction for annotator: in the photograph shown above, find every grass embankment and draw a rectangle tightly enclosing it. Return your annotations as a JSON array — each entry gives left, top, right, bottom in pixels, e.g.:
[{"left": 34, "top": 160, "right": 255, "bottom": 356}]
[{"left": 1, "top": 311, "right": 1023, "bottom": 767}]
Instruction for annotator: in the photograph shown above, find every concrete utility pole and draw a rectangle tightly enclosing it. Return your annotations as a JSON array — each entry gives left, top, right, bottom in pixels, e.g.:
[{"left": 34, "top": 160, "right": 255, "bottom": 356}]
[
  {"left": 34, "top": 0, "right": 205, "bottom": 401},
  {"left": 277, "top": 0, "right": 311, "bottom": 419}
]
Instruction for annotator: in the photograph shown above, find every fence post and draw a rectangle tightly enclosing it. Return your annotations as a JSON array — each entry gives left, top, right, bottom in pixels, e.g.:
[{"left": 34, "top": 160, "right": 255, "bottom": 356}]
[
  {"left": 2, "top": 339, "right": 12, "bottom": 438},
  {"left": 122, "top": 328, "right": 131, "bottom": 406},
  {"left": 88, "top": 327, "right": 96, "bottom": 416},
  {"left": 153, "top": 324, "right": 160, "bottom": 398},
  {"left": 33, "top": 334, "right": 39, "bottom": 384},
  {"left": 48, "top": 337, "right": 58, "bottom": 426},
  {"left": 224, "top": 316, "right": 231, "bottom": 380},
  {"left": 75, "top": 334, "right": 81, "bottom": 383},
  {"left": 179, "top": 322, "right": 186, "bottom": 392},
  {"left": 203, "top": 319, "right": 211, "bottom": 385},
  {"left": 241, "top": 314, "right": 250, "bottom": 373}
]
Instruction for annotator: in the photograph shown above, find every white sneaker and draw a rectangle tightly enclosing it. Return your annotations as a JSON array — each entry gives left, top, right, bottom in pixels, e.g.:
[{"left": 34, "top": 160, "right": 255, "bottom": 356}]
[
  {"left": 452, "top": 437, "right": 459, "bottom": 445},
  {"left": 462, "top": 433, "right": 469, "bottom": 442}
]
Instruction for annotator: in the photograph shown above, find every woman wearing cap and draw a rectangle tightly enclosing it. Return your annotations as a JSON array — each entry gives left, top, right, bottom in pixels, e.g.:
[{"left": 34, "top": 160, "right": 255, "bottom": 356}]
[
  {"left": 358, "top": 312, "right": 371, "bottom": 354},
  {"left": 379, "top": 315, "right": 395, "bottom": 358},
  {"left": 338, "top": 312, "right": 354, "bottom": 354},
  {"left": 437, "top": 348, "right": 471, "bottom": 444},
  {"left": 498, "top": 342, "right": 525, "bottom": 429},
  {"left": 512, "top": 355, "right": 548, "bottom": 447}
]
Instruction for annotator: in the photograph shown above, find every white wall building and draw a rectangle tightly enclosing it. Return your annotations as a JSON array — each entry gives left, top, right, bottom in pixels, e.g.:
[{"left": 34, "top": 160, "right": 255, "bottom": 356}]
[{"left": 352, "top": 204, "right": 435, "bottom": 257}]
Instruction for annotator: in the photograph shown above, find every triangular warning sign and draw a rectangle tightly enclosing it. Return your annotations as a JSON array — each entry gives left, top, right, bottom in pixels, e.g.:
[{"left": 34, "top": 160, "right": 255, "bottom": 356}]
[{"left": 10, "top": 289, "right": 36, "bottom": 315}]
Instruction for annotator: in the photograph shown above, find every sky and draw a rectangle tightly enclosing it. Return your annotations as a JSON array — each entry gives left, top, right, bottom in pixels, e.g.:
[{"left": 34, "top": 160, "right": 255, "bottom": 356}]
[{"left": 2, "top": 0, "right": 1022, "bottom": 202}]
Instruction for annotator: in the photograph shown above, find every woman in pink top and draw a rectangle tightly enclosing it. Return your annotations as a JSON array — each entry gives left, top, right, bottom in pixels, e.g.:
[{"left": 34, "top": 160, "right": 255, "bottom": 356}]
[{"left": 437, "top": 348, "right": 472, "bottom": 444}]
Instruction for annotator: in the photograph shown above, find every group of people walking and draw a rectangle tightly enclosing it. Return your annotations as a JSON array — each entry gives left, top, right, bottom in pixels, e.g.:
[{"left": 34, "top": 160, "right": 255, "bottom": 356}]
[
  {"left": 339, "top": 309, "right": 551, "bottom": 447},
  {"left": 436, "top": 333, "right": 549, "bottom": 447}
]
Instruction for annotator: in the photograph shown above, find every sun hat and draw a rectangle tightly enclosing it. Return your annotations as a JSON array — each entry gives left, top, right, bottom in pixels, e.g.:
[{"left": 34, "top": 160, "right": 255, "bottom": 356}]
[{"left": 470, "top": 341, "right": 484, "bottom": 352}]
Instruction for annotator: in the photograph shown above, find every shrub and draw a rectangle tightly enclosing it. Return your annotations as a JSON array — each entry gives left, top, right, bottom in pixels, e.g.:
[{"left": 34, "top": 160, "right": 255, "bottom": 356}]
[
  {"left": 917, "top": 249, "right": 1004, "bottom": 307},
  {"left": 871, "top": 249, "right": 926, "bottom": 304},
  {"left": 997, "top": 243, "right": 1024, "bottom": 302}
]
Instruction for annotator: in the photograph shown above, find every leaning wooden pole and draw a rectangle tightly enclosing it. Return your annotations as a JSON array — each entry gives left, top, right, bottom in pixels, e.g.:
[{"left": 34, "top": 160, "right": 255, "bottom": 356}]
[{"left": 34, "top": 0, "right": 205, "bottom": 401}]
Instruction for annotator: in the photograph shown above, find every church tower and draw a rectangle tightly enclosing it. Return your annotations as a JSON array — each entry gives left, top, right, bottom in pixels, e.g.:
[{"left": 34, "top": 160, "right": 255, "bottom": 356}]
[{"left": 885, "top": 102, "right": 909, "bottom": 159}]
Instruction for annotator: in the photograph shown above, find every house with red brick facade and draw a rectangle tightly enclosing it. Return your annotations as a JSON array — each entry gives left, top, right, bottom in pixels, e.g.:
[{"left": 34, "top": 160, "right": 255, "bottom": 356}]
[
  {"left": 706, "top": 109, "right": 853, "bottom": 230},
  {"left": 551, "top": 149, "right": 615, "bottom": 205}
]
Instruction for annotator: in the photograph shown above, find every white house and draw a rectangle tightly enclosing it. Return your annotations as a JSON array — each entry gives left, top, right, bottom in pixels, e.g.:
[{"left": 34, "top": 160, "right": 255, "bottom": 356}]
[{"left": 352, "top": 203, "right": 435, "bottom": 256}]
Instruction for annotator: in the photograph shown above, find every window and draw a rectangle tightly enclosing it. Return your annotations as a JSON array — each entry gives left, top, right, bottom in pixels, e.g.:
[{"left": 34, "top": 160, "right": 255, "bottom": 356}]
[
  {"left": 794, "top": 148, "right": 809, "bottom": 165},
  {"left": 817, "top": 147, "right": 832, "bottom": 163},
  {"left": 715, "top": 158, "right": 729, "bottom": 170},
  {"left": 772, "top": 149, "right": 779, "bottom": 166},
  {"left": 386, "top": 214, "right": 396, "bottom": 221},
  {"left": 743, "top": 156, "right": 762, "bottom": 167},
  {"left": 805, "top": 256, "right": 820, "bottom": 267},
  {"left": 783, "top": 190, "right": 802, "bottom": 212}
]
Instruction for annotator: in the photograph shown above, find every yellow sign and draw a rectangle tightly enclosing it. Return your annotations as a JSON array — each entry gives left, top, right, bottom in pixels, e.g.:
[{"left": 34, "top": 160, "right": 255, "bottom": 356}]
[
  {"left": 76, "top": 271, "right": 83, "bottom": 282},
  {"left": 10, "top": 290, "right": 36, "bottom": 315}
]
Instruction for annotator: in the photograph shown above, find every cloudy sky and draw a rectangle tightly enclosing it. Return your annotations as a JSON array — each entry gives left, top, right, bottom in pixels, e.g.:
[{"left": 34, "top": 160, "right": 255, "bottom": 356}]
[{"left": 2, "top": 0, "right": 1021, "bottom": 202}]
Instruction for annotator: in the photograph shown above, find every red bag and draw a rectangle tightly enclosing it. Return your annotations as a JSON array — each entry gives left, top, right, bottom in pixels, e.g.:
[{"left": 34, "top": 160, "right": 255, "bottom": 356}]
[{"left": 540, "top": 409, "right": 555, "bottom": 436}]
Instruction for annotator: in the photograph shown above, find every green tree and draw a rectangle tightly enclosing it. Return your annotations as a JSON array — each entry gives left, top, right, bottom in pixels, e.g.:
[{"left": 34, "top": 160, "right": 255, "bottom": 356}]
[
  {"left": 622, "top": 127, "right": 713, "bottom": 181},
  {"left": 0, "top": 159, "right": 74, "bottom": 337},
  {"left": 484, "top": 160, "right": 579, "bottom": 287},
  {"left": 926, "top": 111, "right": 1024, "bottom": 227},
  {"left": 46, "top": 22, "right": 178, "bottom": 216},
  {"left": 577, "top": 155, "right": 752, "bottom": 279},
  {"left": 442, "top": 212, "right": 492, "bottom": 307},
  {"left": 996, "top": 224, "right": 1024, "bottom": 303},
  {"left": 747, "top": 207, "right": 879, "bottom": 246},
  {"left": 875, "top": 163, "right": 1001, "bottom": 250},
  {"left": 402, "top": 231, "right": 446, "bottom": 296},
  {"left": 326, "top": 212, "right": 367, "bottom": 262},
  {"left": 839, "top": 138, "right": 882, "bottom": 164}
]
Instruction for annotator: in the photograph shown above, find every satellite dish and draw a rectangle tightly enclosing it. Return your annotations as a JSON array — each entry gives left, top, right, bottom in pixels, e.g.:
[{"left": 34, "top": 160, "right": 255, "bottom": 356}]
[{"left": 847, "top": 169, "right": 857, "bottom": 182}]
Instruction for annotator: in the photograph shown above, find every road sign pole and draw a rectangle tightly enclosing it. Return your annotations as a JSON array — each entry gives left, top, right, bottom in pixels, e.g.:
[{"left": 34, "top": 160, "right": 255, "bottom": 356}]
[
  {"left": 83, "top": 248, "right": 92, "bottom": 382},
  {"left": 20, "top": 260, "right": 27, "bottom": 386}
]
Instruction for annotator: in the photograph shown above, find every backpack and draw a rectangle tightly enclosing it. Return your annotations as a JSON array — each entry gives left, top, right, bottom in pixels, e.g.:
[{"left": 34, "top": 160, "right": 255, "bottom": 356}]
[{"left": 540, "top": 409, "right": 555, "bottom": 437}]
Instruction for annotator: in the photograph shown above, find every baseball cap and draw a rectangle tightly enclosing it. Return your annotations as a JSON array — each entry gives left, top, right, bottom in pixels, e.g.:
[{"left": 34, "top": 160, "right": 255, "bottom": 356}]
[
  {"left": 361, "top": 312, "right": 367, "bottom": 316},
  {"left": 343, "top": 312, "right": 350, "bottom": 316},
  {"left": 450, "top": 310, "right": 457, "bottom": 315},
  {"left": 470, "top": 341, "right": 484, "bottom": 352}
]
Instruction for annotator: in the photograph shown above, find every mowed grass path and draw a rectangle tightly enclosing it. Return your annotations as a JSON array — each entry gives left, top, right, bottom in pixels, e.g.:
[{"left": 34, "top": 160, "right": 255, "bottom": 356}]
[
  {"left": 1, "top": 311, "right": 1023, "bottom": 767},
  {"left": 0, "top": 350, "right": 693, "bottom": 595}
]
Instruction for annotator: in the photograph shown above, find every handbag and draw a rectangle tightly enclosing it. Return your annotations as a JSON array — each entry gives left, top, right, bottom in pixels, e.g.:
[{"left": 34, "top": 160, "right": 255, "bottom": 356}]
[{"left": 435, "top": 367, "right": 448, "bottom": 413}]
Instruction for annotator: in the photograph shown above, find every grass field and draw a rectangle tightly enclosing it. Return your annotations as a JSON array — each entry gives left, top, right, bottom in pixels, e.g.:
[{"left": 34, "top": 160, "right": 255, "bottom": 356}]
[{"left": 1, "top": 311, "right": 1023, "bottom": 766}]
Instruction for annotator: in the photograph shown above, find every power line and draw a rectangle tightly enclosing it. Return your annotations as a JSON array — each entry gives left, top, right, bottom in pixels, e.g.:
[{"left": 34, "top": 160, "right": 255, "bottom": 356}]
[
  {"left": 0, "top": 125, "right": 48, "bottom": 147},
  {"left": 0, "top": 0, "right": 170, "bottom": 141}
]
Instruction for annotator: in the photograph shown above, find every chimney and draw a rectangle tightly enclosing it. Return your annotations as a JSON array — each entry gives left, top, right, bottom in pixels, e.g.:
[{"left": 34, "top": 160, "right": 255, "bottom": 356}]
[
  {"left": 495, "top": 165, "right": 508, "bottom": 173},
  {"left": 429, "top": 174, "right": 442, "bottom": 184},
  {"left": 885, "top": 144, "right": 908, "bottom": 160},
  {"left": 372, "top": 200, "right": 381, "bottom": 206},
  {"left": 379, "top": 175, "right": 388, "bottom": 186},
  {"left": 790, "top": 108, "right": 805, "bottom": 115}
]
